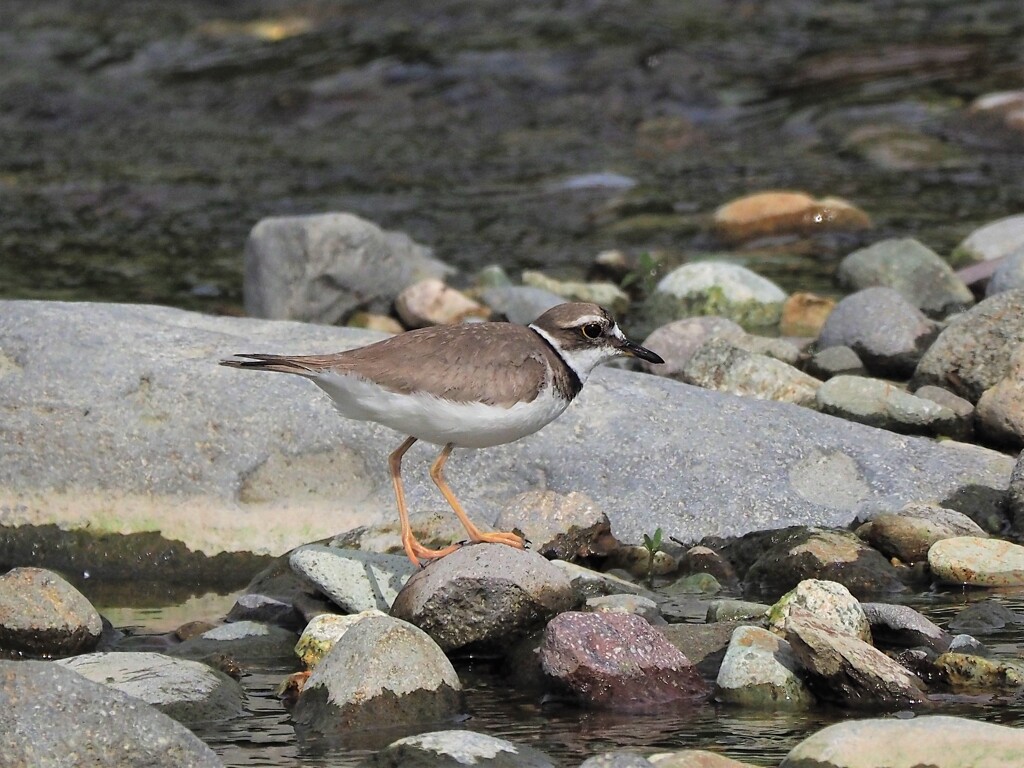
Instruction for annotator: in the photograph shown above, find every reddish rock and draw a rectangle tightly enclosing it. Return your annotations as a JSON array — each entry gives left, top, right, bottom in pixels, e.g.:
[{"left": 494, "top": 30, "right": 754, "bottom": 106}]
[{"left": 539, "top": 611, "right": 709, "bottom": 710}]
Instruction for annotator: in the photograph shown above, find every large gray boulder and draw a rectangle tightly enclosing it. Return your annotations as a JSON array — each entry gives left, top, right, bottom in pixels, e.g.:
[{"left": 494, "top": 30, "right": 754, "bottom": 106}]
[{"left": 0, "top": 301, "right": 1014, "bottom": 559}]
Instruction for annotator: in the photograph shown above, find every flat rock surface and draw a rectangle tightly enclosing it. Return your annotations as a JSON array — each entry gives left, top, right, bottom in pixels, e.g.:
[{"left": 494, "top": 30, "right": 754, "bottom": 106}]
[
  {"left": 56, "top": 651, "right": 245, "bottom": 726},
  {"left": 0, "top": 301, "right": 1014, "bottom": 556}
]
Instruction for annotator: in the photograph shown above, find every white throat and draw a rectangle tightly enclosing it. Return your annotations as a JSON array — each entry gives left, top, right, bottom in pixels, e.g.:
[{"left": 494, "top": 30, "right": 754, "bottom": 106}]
[{"left": 529, "top": 323, "right": 623, "bottom": 384}]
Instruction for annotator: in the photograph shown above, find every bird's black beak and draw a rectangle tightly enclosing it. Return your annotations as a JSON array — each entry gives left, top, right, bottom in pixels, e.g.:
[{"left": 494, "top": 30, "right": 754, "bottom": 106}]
[{"left": 615, "top": 335, "right": 664, "bottom": 365}]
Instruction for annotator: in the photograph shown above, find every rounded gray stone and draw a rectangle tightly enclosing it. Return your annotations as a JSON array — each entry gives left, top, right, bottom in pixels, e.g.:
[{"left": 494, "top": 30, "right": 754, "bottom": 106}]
[
  {"left": 390, "top": 545, "right": 574, "bottom": 653},
  {"left": 815, "top": 375, "right": 960, "bottom": 437},
  {"left": 57, "top": 651, "right": 245, "bottom": 726},
  {"left": 911, "top": 288, "right": 1024, "bottom": 402},
  {"left": 292, "top": 615, "right": 460, "bottom": 732},
  {"left": 818, "top": 287, "right": 938, "bottom": 377},
  {"left": 243, "top": 212, "right": 453, "bottom": 324},
  {"left": 0, "top": 660, "right": 223, "bottom": 767},
  {"left": 0, "top": 567, "right": 102, "bottom": 657},
  {"left": 837, "top": 237, "right": 974, "bottom": 318},
  {"left": 986, "top": 246, "right": 1024, "bottom": 296}
]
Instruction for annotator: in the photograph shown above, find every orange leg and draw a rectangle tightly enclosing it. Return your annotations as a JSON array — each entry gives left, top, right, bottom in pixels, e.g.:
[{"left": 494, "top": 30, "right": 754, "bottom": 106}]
[
  {"left": 430, "top": 443, "right": 525, "bottom": 550},
  {"left": 389, "top": 437, "right": 460, "bottom": 567}
]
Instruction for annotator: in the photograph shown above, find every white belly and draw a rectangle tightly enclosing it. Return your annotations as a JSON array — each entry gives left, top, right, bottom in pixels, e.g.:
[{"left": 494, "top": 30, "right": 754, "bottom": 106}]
[{"left": 310, "top": 371, "right": 571, "bottom": 448}]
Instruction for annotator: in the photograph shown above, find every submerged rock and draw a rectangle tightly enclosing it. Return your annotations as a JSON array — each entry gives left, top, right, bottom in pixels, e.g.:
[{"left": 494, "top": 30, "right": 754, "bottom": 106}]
[
  {"left": 711, "top": 191, "right": 871, "bottom": 245},
  {"left": 369, "top": 729, "right": 557, "bottom": 768}
]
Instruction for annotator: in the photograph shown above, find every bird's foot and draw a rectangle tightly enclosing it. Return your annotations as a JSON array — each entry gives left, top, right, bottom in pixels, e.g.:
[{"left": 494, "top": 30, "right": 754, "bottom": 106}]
[
  {"left": 468, "top": 530, "right": 526, "bottom": 549},
  {"left": 403, "top": 537, "right": 462, "bottom": 568}
]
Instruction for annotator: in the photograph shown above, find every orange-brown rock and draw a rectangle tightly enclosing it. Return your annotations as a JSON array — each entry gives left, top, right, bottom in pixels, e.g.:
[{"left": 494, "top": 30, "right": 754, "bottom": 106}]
[{"left": 712, "top": 191, "right": 871, "bottom": 245}]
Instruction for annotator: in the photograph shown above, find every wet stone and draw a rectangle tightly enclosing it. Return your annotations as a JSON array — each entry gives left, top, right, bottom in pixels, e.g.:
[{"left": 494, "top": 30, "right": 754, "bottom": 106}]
[
  {"left": 585, "top": 594, "right": 664, "bottom": 624},
  {"left": 167, "top": 621, "right": 299, "bottom": 666},
  {"left": 1010, "top": 452, "right": 1024, "bottom": 537},
  {"left": 837, "top": 237, "right": 974, "bottom": 318},
  {"left": 540, "top": 611, "right": 710, "bottom": 710},
  {"left": 716, "top": 625, "right": 816, "bottom": 710},
  {"left": 0, "top": 567, "right": 102, "bottom": 658},
  {"left": 548, "top": 560, "right": 654, "bottom": 601},
  {"left": 947, "top": 600, "right": 1024, "bottom": 635},
  {"left": 860, "top": 602, "right": 950, "bottom": 653},
  {"left": 639, "top": 316, "right": 746, "bottom": 377},
  {"left": 294, "top": 610, "right": 386, "bottom": 670},
  {"left": 805, "top": 346, "right": 866, "bottom": 380},
  {"left": 986, "top": 247, "right": 1024, "bottom": 296},
  {"left": 784, "top": 610, "right": 929, "bottom": 709},
  {"left": 368, "top": 729, "right": 557, "bottom": 768},
  {"left": 934, "top": 652, "right": 1024, "bottom": 692},
  {"left": 711, "top": 191, "right": 871, "bottom": 245},
  {"left": 395, "top": 278, "right": 488, "bottom": 328},
  {"left": 975, "top": 342, "right": 1024, "bottom": 449},
  {"left": 480, "top": 285, "right": 564, "bottom": 325},
  {"left": 928, "top": 536, "right": 1024, "bottom": 587},
  {"left": 390, "top": 545, "right": 575, "bottom": 654},
  {"left": 579, "top": 754, "right": 656, "bottom": 768},
  {"left": 645, "top": 262, "right": 786, "bottom": 331},
  {"left": 243, "top": 212, "right": 453, "bottom": 324},
  {"left": 767, "top": 579, "right": 871, "bottom": 643},
  {"left": 682, "top": 339, "right": 820, "bottom": 407},
  {"left": 780, "top": 291, "right": 836, "bottom": 338},
  {"left": 56, "top": 651, "right": 245, "bottom": 727},
  {"left": 292, "top": 615, "right": 460, "bottom": 733},
  {"left": 911, "top": 385, "right": 975, "bottom": 440},
  {"left": 744, "top": 527, "right": 906, "bottom": 599}
]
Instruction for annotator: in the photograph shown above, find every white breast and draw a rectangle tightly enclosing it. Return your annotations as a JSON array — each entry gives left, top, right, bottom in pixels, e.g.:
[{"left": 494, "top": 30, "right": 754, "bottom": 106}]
[{"left": 309, "top": 371, "right": 571, "bottom": 448}]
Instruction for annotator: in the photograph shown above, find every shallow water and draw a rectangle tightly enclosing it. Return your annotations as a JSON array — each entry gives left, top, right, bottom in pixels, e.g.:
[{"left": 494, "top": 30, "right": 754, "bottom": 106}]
[
  {"left": 3, "top": 0, "right": 1024, "bottom": 313},
  {"left": 88, "top": 583, "right": 1024, "bottom": 767}
]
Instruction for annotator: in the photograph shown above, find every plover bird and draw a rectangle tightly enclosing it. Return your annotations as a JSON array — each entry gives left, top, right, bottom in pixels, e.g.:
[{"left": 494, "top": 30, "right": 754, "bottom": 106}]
[{"left": 221, "top": 302, "right": 663, "bottom": 566}]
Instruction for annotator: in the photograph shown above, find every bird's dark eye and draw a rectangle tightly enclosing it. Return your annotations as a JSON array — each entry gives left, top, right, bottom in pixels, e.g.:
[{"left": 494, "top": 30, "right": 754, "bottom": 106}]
[{"left": 580, "top": 322, "right": 603, "bottom": 339}]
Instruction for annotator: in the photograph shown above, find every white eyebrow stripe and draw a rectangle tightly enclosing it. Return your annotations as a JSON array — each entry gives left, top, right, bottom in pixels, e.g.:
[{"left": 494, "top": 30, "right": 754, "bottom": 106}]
[{"left": 570, "top": 315, "right": 607, "bottom": 327}]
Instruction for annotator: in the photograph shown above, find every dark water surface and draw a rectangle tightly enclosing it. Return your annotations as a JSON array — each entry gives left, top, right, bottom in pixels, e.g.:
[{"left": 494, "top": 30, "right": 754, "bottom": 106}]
[
  {"left": 90, "top": 583, "right": 1024, "bottom": 767},
  {"left": 3, "top": 0, "right": 1024, "bottom": 312}
]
